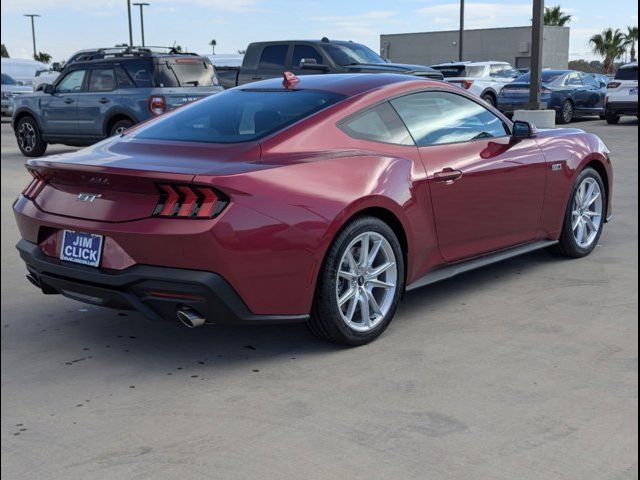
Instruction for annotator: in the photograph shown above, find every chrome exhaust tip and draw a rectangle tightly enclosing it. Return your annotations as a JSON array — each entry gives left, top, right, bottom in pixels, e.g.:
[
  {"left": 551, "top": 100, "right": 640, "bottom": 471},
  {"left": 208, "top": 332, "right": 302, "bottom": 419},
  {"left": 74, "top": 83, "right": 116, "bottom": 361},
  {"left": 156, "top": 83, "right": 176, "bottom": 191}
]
[{"left": 176, "top": 308, "right": 206, "bottom": 328}]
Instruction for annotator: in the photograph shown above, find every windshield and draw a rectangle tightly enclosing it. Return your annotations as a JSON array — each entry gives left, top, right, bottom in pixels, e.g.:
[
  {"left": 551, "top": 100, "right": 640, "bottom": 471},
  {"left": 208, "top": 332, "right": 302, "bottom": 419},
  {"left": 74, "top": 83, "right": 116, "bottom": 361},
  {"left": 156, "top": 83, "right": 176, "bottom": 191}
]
[
  {"left": 615, "top": 66, "right": 638, "bottom": 81},
  {"left": 323, "top": 43, "right": 386, "bottom": 66},
  {"left": 1, "top": 73, "right": 17, "bottom": 85},
  {"left": 513, "top": 71, "right": 565, "bottom": 84},
  {"left": 133, "top": 89, "right": 346, "bottom": 144},
  {"left": 156, "top": 58, "right": 215, "bottom": 87},
  {"left": 432, "top": 65, "right": 485, "bottom": 77}
]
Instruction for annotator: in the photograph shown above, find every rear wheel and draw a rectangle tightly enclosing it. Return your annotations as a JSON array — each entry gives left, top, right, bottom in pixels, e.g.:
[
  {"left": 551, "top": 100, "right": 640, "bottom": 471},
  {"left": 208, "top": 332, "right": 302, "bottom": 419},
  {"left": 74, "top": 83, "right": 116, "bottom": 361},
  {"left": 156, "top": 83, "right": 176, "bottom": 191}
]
[
  {"left": 109, "top": 118, "right": 134, "bottom": 137},
  {"left": 605, "top": 112, "right": 620, "bottom": 124},
  {"left": 481, "top": 93, "right": 496, "bottom": 107},
  {"left": 309, "top": 217, "right": 405, "bottom": 346},
  {"left": 557, "top": 100, "right": 574, "bottom": 124},
  {"left": 548, "top": 168, "right": 605, "bottom": 258},
  {"left": 16, "top": 116, "right": 47, "bottom": 157}
]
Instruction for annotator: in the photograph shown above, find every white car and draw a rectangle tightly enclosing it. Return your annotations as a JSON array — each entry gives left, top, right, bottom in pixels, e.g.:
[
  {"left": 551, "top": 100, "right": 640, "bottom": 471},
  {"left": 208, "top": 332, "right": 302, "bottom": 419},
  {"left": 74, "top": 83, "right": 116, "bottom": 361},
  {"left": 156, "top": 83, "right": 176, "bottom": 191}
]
[
  {"left": 604, "top": 62, "right": 638, "bottom": 124},
  {"left": 0, "top": 58, "right": 49, "bottom": 88},
  {"left": 430, "top": 61, "right": 520, "bottom": 106}
]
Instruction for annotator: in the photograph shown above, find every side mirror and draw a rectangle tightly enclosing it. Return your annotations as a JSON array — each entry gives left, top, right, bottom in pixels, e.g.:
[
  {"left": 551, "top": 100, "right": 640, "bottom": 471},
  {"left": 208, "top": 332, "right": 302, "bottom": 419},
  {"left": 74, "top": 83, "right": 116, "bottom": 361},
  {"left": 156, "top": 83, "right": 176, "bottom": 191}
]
[
  {"left": 43, "top": 84, "right": 55, "bottom": 94},
  {"left": 300, "top": 58, "right": 329, "bottom": 71},
  {"left": 512, "top": 120, "right": 537, "bottom": 140}
]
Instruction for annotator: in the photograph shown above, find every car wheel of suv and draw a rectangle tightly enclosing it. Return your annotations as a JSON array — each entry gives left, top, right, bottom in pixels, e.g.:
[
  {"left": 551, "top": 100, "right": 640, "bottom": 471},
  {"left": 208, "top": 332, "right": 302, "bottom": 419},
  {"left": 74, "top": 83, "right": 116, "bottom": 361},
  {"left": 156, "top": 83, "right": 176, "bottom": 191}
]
[
  {"left": 548, "top": 168, "right": 605, "bottom": 258},
  {"left": 110, "top": 119, "right": 134, "bottom": 137},
  {"left": 481, "top": 93, "right": 496, "bottom": 107},
  {"left": 16, "top": 116, "right": 47, "bottom": 157},
  {"left": 309, "top": 216, "right": 405, "bottom": 346},
  {"left": 557, "top": 100, "right": 574, "bottom": 124},
  {"left": 605, "top": 112, "right": 620, "bottom": 124}
]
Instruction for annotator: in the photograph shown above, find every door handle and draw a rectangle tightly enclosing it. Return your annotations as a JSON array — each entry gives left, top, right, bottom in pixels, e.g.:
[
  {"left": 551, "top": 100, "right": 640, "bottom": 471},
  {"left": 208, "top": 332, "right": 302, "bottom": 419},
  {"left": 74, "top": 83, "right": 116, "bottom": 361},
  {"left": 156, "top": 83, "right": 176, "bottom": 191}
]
[
  {"left": 98, "top": 98, "right": 110, "bottom": 104},
  {"left": 64, "top": 98, "right": 74, "bottom": 104},
  {"left": 434, "top": 168, "right": 463, "bottom": 183}
]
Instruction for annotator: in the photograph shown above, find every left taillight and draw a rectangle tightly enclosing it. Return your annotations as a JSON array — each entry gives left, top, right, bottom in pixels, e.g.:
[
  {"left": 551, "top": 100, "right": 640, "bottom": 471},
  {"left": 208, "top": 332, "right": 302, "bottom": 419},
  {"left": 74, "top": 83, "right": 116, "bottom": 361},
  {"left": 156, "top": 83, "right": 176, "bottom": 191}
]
[
  {"left": 22, "top": 170, "right": 46, "bottom": 199},
  {"left": 149, "top": 95, "right": 166, "bottom": 115},
  {"left": 153, "top": 184, "right": 228, "bottom": 219}
]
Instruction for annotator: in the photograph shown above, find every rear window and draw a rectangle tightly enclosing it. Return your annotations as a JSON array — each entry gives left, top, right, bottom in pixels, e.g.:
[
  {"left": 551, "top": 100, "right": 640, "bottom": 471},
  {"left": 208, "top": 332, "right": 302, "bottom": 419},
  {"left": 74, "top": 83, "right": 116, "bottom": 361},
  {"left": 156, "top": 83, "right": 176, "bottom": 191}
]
[
  {"left": 133, "top": 89, "right": 346, "bottom": 144},
  {"left": 156, "top": 58, "right": 215, "bottom": 87},
  {"left": 615, "top": 66, "right": 638, "bottom": 81},
  {"left": 432, "top": 65, "right": 485, "bottom": 77},
  {"left": 1, "top": 73, "right": 17, "bottom": 85}
]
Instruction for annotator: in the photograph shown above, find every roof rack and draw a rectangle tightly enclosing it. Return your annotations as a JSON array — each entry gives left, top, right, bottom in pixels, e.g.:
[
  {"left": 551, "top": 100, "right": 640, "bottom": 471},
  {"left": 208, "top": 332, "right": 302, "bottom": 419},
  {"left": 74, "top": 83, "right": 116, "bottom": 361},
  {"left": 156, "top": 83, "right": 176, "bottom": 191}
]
[{"left": 75, "top": 46, "right": 199, "bottom": 62}]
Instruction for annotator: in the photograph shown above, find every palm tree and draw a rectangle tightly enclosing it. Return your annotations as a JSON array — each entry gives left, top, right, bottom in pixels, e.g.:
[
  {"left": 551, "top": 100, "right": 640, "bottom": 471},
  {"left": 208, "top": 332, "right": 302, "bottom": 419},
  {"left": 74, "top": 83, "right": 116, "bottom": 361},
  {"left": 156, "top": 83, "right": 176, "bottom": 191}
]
[
  {"left": 625, "top": 26, "right": 638, "bottom": 62},
  {"left": 544, "top": 5, "right": 572, "bottom": 26},
  {"left": 1, "top": 43, "right": 9, "bottom": 58},
  {"left": 34, "top": 52, "right": 52, "bottom": 64},
  {"left": 209, "top": 39, "right": 217, "bottom": 55},
  {"left": 589, "top": 28, "right": 629, "bottom": 73}
]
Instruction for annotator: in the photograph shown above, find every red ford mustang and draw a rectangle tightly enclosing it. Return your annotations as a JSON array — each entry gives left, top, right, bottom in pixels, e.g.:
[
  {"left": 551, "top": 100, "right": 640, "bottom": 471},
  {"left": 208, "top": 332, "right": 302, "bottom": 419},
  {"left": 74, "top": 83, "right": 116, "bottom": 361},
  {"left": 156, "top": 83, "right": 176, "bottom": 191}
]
[{"left": 14, "top": 73, "right": 613, "bottom": 345}]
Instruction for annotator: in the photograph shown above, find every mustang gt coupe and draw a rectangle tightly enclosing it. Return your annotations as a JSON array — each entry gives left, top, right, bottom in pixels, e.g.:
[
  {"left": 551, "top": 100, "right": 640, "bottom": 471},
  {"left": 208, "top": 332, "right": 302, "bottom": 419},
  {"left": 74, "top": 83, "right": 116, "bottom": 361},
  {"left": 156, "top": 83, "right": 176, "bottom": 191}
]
[{"left": 14, "top": 73, "right": 613, "bottom": 345}]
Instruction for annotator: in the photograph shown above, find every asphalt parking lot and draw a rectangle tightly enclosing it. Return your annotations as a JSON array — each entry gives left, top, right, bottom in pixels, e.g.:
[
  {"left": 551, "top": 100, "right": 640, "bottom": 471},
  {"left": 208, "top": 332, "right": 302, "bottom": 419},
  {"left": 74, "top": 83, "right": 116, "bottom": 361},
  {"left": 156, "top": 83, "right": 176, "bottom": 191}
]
[{"left": 1, "top": 117, "right": 637, "bottom": 480}]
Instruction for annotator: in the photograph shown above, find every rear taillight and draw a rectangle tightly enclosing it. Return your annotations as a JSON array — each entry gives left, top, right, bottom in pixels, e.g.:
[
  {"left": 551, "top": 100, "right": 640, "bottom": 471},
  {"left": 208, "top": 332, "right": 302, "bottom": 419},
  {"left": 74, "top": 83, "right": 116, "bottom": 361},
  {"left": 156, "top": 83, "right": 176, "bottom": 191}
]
[
  {"left": 149, "top": 95, "right": 166, "bottom": 115},
  {"left": 607, "top": 82, "right": 621, "bottom": 89},
  {"left": 22, "top": 170, "right": 46, "bottom": 199},
  {"left": 451, "top": 80, "right": 473, "bottom": 90},
  {"left": 153, "top": 184, "right": 228, "bottom": 219}
]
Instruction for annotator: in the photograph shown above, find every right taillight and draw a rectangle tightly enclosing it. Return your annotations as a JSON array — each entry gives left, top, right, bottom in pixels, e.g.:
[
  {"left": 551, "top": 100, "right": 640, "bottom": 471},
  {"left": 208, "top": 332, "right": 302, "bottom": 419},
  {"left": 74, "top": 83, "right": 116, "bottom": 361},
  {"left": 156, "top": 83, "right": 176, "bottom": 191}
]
[
  {"left": 22, "top": 169, "right": 46, "bottom": 199},
  {"left": 153, "top": 184, "right": 228, "bottom": 219},
  {"left": 607, "top": 82, "right": 621, "bottom": 89},
  {"left": 149, "top": 95, "right": 166, "bottom": 115}
]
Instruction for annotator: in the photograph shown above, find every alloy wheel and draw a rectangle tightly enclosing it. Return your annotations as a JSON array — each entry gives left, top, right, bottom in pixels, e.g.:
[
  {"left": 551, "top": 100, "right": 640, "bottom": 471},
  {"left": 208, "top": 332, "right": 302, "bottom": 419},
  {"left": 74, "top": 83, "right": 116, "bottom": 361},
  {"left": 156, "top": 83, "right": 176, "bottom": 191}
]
[
  {"left": 17, "top": 122, "right": 36, "bottom": 153},
  {"left": 571, "top": 177, "right": 603, "bottom": 248},
  {"left": 562, "top": 101, "right": 573, "bottom": 123},
  {"left": 335, "top": 232, "right": 397, "bottom": 332}
]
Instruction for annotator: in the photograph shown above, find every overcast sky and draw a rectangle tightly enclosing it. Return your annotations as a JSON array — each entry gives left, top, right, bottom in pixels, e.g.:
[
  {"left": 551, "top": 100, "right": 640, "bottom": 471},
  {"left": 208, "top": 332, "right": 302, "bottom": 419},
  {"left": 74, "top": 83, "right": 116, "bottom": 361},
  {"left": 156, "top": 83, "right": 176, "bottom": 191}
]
[{"left": 1, "top": 0, "right": 638, "bottom": 62}]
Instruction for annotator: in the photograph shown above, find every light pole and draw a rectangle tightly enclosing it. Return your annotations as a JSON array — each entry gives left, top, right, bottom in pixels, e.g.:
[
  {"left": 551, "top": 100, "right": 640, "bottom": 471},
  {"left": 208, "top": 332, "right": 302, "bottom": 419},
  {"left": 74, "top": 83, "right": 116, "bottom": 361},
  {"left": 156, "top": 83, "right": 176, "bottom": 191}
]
[
  {"left": 133, "top": 3, "right": 150, "bottom": 47},
  {"left": 528, "top": 0, "right": 545, "bottom": 109},
  {"left": 458, "top": 0, "right": 464, "bottom": 61},
  {"left": 126, "top": 0, "right": 133, "bottom": 47},
  {"left": 24, "top": 14, "right": 40, "bottom": 60}
]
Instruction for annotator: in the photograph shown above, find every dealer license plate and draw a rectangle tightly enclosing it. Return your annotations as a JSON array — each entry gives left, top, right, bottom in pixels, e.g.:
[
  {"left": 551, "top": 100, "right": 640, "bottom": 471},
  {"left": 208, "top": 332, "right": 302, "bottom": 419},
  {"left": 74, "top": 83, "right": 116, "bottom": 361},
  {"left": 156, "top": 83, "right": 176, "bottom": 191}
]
[{"left": 60, "top": 230, "right": 104, "bottom": 267}]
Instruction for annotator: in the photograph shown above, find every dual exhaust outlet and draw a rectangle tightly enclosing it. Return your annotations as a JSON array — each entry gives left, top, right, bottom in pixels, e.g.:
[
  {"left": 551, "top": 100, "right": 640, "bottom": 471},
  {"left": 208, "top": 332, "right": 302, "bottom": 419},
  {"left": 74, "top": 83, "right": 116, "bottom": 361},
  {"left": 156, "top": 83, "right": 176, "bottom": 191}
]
[{"left": 176, "top": 308, "right": 206, "bottom": 328}]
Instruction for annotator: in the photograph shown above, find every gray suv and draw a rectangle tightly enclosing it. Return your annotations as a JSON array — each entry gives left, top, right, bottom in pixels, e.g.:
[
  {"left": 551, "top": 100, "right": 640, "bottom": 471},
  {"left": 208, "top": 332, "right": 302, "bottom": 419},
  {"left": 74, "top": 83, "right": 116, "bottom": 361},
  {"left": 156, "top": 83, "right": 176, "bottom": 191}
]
[{"left": 12, "top": 48, "right": 223, "bottom": 157}]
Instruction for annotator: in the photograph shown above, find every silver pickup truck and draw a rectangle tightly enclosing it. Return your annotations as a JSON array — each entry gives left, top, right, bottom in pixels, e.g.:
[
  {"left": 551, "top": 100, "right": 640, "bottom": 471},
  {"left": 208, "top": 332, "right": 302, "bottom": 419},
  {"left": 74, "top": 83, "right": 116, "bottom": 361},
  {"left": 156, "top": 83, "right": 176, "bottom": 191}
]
[{"left": 12, "top": 47, "right": 222, "bottom": 157}]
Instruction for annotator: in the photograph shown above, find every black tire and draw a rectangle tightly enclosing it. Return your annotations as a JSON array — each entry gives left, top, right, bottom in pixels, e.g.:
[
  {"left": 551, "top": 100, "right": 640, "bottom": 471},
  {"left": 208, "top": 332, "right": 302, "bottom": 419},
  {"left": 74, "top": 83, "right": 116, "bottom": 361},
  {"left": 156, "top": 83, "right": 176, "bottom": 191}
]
[
  {"left": 548, "top": 168, "right": 606, "bottom": 258},
  {"left": 605, "top": 112, "right": 620, "bottom": 124},
  {"left": 15, "top": 116, "right": 47, "bottom": 157},
  {"left": 481, "top": 93, "right": 496, "bottom": 107},
  {"left": 557, "top": 100, "right": 574, "bottom": 124},
  {"left": 308, "top": 216, "right": 405, "bottom": 346},
  {"left": 109, "top": 118, "right": 134, "bottom": 137}
]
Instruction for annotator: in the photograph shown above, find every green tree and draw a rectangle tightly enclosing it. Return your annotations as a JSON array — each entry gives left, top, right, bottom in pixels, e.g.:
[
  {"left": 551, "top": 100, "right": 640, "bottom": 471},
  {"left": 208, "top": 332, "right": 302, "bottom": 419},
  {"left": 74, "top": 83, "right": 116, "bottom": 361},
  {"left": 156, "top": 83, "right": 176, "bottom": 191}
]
[
  {"left": 209, "top": 39, "right": 217, "bottom": 54},
  {"left": 544, "top": 5, "right": 572, "bottom": 26},
  {"left": 237, "top": 49, "right": 246, "bottom": 55},
  {"left": 589, "top": 28, "right": 629, "bottom": 73},
  {"left": 625, "top": 25, "right": 638, "bottom": 62},
  {"left": 1, "top": 43, "right": 9, "bottom": 58},
  {"left": 34, "top": 51, "right": 52, "bottom": 63}
]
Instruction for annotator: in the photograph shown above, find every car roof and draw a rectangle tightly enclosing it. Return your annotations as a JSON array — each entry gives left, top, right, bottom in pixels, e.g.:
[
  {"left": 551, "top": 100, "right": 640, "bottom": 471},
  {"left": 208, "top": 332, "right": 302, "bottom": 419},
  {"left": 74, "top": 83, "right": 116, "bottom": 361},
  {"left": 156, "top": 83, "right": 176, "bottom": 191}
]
[
  {"left": 70, "top": 53, "right": 206, "bottom": 66},
  {"left": 239, "top": 73, "right": 441, "bottom": 97},
  {"left": 620, "top": 62, "right": 638, "bottom": 68}
]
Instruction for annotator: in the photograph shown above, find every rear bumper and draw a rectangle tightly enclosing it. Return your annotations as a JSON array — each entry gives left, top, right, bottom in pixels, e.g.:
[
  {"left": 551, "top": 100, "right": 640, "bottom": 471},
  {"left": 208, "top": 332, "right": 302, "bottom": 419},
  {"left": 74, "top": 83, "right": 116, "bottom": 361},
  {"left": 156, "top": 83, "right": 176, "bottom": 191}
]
[
  {"left": 605, "top": 101, "right": 638, "bottom": 116},
  {"left": 17, "top": 239, "right": 309, "bottom": 325}
]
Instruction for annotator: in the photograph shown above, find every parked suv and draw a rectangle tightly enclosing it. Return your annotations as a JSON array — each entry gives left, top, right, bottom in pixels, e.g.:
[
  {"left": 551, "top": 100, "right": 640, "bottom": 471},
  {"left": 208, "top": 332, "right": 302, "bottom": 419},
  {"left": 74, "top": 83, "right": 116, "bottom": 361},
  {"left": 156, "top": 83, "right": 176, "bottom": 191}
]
[
  {"left": 12, "top": 48, "right": 223, "bottom": 157},
  {"left": 604, "top": 62, "right": 638, "bottom": 124},
  {"left": 430, "top": 61, "right": 520, "bottom": 106}
]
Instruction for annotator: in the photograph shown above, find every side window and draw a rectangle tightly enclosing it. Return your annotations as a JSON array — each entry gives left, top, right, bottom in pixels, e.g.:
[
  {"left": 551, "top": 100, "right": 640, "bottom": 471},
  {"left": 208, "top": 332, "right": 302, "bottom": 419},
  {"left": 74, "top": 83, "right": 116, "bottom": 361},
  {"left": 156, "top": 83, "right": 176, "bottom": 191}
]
[
  {"left": 115, "top": 66, "right": 135, "bottom": 88},
  {"left": 259, "top": 45, "right": 289, "bottom": 69},
  {"left": 489, "top": 64, "right": 503, "bottom": 77},
  {"left": 292, "top": 45, "right": 324, "bottom": 67},
  {"left": 56, "top": 70, "right": 86, "bottom": 93},
  {"left": 339, "top": 102, "right": 413, "bottom": 145},
  {"left": 122, "top": 61, "right": 154, "bottom": 87},
  {"left": 581, "top": 74, "right": 598, "bottom": 88},
  {"left": 88, "top": 68, "right": 116, "bottom": 92},
  {"left": 391, "top": 91, "right": 509, "bottom": 147},
  {"left": 565, "top": 73, "right": 582, "bottom": 86}
]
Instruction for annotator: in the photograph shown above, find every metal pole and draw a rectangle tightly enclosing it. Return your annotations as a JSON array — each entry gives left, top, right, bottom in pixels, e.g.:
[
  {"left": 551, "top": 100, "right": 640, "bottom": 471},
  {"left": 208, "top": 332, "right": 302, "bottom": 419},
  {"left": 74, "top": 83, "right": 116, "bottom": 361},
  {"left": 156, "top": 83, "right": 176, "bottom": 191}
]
[
  {"left": 458, "top": 0, "right": 464, "bottom": 61},
  {"left": 528, "top": 0, "right": 545, "bottom": 109},
  {"left": 133, "top": 3, "right": 150, "bottom": 47},
  {"left": 24, "top": 14, "right": 40, "bottom": 59},
  {"left": 127, "top": 0, "right": 133, "bottom": 47}
]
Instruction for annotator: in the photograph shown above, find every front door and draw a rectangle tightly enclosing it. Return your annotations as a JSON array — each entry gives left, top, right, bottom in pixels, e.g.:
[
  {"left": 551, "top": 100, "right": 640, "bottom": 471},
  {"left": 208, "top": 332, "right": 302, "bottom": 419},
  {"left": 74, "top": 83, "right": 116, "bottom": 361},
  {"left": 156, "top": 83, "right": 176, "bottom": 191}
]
[
  {"left": 40, "top": 69, "right": 86, "bottom": 136},
  {"left": 391, "top": 90, "right": 548, "bottom": 262}
]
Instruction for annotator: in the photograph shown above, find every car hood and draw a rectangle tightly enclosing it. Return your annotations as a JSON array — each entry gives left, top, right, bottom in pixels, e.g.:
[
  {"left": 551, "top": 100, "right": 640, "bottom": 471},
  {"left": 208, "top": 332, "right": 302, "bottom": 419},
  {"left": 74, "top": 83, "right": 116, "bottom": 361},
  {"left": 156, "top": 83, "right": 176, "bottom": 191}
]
[{"left": 2, "top": 85, "right": 33, "bottom": 94}]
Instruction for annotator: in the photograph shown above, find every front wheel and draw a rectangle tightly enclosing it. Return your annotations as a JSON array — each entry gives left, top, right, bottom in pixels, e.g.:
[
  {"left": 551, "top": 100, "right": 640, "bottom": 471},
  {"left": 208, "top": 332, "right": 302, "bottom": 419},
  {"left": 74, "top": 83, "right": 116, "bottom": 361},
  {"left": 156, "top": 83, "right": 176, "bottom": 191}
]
[
  {"left": 309, "top": 217, "right": 405, "bottom": 345},
  {"left": 605, "top": 112, "right": 620, "bottom": 124},
  {"left": 16, "top": 116, "right": 47, "bottom": 157},
  {"left": 557, "top": 100, "right": 574, "bottom": 124},
  {"left": 548, "top": 168, "right": 606, "bottom": 258}
]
